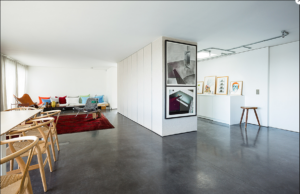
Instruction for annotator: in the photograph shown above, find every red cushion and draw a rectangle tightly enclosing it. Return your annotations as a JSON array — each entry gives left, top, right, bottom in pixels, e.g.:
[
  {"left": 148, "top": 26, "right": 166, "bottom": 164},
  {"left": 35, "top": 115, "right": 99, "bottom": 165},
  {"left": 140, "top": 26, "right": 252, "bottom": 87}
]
[
  {"left": 56, "top": 96, "right": 67, "bottom": 104},
  {"left": 38, "top": 96, "right": 50, "bottom": 105}
]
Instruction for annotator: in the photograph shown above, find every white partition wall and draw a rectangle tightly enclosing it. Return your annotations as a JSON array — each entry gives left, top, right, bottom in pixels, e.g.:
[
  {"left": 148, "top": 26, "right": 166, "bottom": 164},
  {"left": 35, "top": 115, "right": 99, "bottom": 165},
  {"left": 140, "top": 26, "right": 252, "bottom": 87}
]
[
  {"left": 123, "top": 58, "right": 128, "bottom": 117},
  {"left": 143, "top": 44, "right": 152, "bottom": 130},
  {"left": 127, "top": 56, "right": 132, "bottom": 120},
  {"left": 151, "top": 37, "right": 163, "bottom": 135},
  {"left": 118, "top": 62, "right": 121, "bottom": 114},
  {"left": 117, "top": 37, "right": 198, "bottom": 136},
  {"left": 131, "top": 53, "right": 138, "bottom": 123},
  {"left": 137, "top": 49, "right": 144, "bottom": 126}
]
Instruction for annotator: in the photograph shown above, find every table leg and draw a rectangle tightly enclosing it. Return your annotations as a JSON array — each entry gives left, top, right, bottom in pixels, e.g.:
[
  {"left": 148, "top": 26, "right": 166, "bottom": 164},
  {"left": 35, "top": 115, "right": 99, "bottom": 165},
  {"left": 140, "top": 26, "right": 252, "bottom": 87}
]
[
  {"left": 254, "top": 109, "right": 261, "bottom": 126},
  {"left": 240, "top": 109, "right": 245, "bottom": 125},
  {"left": 245, "top": 109, "right": 249, "bottom": 128}
]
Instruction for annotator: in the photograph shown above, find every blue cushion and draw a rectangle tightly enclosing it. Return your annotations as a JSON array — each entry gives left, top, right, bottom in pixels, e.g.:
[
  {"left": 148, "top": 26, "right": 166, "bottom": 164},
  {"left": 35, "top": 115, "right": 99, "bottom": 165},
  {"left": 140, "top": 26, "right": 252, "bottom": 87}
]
[
  {"left": 41, "top": 99, "right": 51, "bottom": 105},
  {"left": 81, "top": 97, "right": 89, "bottom": 104},
  {"left": 95, "top": 95, "right": 104, "bottom": 103}
]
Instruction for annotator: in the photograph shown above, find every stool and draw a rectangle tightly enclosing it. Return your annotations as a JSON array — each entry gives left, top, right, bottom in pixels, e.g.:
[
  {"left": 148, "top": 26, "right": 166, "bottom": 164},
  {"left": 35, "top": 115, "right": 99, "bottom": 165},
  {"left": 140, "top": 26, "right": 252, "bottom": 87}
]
[
  {"left": 92, "top": 110, "right": 101, "bottom": 119},
  {"left": 240, "top": 106, "right": 260, "bottom": 128}
]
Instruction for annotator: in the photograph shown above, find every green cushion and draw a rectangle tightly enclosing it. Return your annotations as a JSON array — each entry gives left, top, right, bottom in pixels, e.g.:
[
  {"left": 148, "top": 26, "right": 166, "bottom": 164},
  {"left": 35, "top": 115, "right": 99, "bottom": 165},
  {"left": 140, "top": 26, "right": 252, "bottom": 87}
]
[{"left": 79, "top": 94, "right": 90, "bottom": 103}]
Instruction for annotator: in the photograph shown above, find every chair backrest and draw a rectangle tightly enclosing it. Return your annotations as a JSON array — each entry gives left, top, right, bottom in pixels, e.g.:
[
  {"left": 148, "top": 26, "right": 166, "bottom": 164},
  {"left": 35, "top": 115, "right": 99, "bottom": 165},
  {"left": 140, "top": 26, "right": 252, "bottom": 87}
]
[
  {"left": 1, "top": 136, "right": 38, "bottom": 193},
  {"left": 10, "top": 118, "right": 54, "bottom": 145},
  {"left": 13, "top": 94, "right": 35, "bottom": 107},
  {"left": 84, "top": 98, "right": 98, "bottom": 110},
  {"left": 36, "top": 110, "right": 61, "bottom": 126}
]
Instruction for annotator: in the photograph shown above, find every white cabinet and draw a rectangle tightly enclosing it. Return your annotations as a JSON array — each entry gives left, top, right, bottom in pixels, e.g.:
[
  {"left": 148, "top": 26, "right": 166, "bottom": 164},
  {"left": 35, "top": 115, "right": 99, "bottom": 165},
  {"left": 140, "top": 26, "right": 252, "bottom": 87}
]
[{"left": 197, "top": 95, "right": 245, "bottom": 125}]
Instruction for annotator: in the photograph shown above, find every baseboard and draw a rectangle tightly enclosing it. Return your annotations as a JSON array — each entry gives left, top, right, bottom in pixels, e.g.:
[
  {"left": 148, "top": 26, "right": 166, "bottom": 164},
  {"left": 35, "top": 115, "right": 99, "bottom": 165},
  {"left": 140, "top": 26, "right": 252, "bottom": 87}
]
[{"left": 197, "top": 115, "right": 229, "bottom": 125}]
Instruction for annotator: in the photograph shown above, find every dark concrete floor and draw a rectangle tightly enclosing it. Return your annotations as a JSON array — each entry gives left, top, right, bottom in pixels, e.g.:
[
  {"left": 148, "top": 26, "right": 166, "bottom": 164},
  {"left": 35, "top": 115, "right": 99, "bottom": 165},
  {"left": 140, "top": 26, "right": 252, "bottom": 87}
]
[{"left": 12, "top": 110, "right": 299, "bottom": 194}]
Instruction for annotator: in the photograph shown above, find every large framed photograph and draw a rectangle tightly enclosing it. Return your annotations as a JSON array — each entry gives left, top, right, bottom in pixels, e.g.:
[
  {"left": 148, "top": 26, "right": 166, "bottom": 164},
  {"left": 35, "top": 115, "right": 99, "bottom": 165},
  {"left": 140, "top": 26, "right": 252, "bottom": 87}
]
[
  {"left": 165, "top": 40, "right": 197, "bottom": 86},
  {"left": 166, "top": 87, "right": 196, "bottom": 119}
]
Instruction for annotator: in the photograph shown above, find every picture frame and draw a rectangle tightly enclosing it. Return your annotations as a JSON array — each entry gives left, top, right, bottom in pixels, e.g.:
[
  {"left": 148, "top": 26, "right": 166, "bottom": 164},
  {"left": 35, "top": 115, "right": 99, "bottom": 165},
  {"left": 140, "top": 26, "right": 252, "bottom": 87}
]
[
  {"left": 203, "top": 76, "right": 216, "bottom": 95},
  {"left": 197, "top": 81, "right": 204, "bottom": 94},
  {"left": 230, "top": 81, "right": 243, "bottom": 95},
  {"left": 165, "top": 87, "right": 197, "bottom": 119},
  {"left": 165, "top": 40, "right": 197, "bottom": 86},
  {"left": 216, "top": 76, "right": 228, "bottom": 95}
]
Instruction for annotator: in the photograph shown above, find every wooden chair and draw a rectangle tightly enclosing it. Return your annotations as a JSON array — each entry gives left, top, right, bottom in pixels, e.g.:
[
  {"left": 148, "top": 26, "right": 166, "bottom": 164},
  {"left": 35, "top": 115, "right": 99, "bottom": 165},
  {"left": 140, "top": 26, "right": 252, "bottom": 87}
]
[
  {"left": 4, "top": 107, "right": 40, "bottom": 171},
  {"left": 25, "top": 110, "right": 61, "bottom": 162},
  {"left": 240, "top": 106, "right": 261, "bottom": 128},
  {"left": 1, "top": 136, "right": 39, "bottom": 194},
  {"left": 7, "top": 118, "right": 55, "bottom": 192}
]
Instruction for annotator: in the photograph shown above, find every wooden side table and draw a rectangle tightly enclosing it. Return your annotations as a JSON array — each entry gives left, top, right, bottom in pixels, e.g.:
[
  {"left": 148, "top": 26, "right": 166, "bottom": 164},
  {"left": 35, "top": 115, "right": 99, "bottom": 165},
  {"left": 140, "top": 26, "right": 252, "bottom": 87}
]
[
  {"left": 240, "top": 106, "right": 261, "bottom": 128},
  {"left": 92, "top": 110, "right": 101, "bottom": 119}
]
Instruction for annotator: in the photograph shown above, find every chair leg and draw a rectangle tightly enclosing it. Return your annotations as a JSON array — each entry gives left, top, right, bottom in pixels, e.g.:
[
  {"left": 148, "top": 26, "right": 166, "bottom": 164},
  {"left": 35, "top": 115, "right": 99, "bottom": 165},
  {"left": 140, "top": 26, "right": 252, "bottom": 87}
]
[
  {"left": 46, "top": 146, "right": 53, "bottom": 172},
  {"left": 75, "top": 110, "right": 80, "bottom": 117},
  {"left": 86, "top": 112, "right": 89, "bottom": 118},
  {"left": 36, "top": 146, "right": 47, "bottom": 192},
  {"left": 54, "top": 131, "right": 60, "bottom": 151},
  {"left": 26, "top": 174, "right": 34, "bottom": 194},
  {"left": 10, "top": 159, "right": 14, "bottom": 171},
  {"left": 254, "top": 109, "right": 261, "bottom": 126},
  {"left": 49, "top": 132, "right": 56, "bottom": 162},
  {"left": 245, "top": 109, "right": 249, "bottom": 128},
  {"left": 240, "top": 109, "right": 245, "bottom": 125}
]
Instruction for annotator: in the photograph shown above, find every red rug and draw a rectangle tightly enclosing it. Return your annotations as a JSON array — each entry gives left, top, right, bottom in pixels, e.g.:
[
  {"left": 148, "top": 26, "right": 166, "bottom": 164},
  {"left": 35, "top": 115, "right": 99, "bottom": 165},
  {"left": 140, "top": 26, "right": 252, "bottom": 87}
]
[{"left": 53, "top": 113, "right": 114, "bottom": 135}]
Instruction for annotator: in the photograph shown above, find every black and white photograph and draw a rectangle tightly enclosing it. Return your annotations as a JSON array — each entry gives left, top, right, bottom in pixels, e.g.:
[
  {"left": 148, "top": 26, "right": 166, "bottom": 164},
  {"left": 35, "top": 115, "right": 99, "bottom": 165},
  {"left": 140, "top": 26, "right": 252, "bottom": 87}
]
[
  {"left": 166, "top": 41, "right": 197, "bottom": 86},
  {"left": 166, "top": 87, "right": 196, "bottom": 119}
]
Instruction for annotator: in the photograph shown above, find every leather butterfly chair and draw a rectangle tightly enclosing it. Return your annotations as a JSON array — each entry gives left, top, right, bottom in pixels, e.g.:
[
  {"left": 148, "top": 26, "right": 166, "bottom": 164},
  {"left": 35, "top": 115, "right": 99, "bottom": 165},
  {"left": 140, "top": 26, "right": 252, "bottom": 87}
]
[{"left": 13, "top": 94, "right": 42, "bottom": 108}]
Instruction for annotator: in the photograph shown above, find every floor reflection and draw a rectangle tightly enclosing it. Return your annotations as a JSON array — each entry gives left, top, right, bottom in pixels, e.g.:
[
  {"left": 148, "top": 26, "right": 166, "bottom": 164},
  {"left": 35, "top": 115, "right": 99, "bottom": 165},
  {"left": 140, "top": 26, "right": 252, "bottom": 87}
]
[{"left": 239, "top": 125, "right": 261, "bottom": 147}]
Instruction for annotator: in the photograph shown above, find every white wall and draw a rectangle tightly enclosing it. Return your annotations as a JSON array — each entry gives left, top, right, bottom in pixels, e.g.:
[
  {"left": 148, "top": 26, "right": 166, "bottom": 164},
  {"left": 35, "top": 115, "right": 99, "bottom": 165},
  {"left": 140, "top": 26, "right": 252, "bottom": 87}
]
[
  {"left": 198, "top": 48, "right": 269, "bottom": 126},
  {"left": 269, "top": 42, "right": 299, "bottom": 132},
  {"left": 106, "top": 67, "right": 118, "bottom": 109},
  {"left": 27, "top": 66, "right": 107, "bottom": 103},
  {"left": 198, "top": 41, "right": 299, "bottom": 132}
]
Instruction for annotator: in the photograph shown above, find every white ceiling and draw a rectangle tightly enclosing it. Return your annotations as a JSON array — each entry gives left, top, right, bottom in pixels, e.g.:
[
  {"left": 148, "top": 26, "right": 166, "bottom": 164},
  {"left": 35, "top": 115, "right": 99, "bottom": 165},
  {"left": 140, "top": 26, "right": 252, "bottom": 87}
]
[{"left": 1, "top": 1, "right": 299, "bottom": 68}]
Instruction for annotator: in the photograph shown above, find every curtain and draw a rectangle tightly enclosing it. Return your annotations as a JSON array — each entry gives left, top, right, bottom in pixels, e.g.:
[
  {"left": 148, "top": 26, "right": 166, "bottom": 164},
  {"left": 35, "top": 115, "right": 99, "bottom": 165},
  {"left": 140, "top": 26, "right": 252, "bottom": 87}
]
[
  {"left": 0, "top": 56, "right": 7, "bottom": 111},
  {"left": 0, "top": 54, "right": 28, "bottom": 110}
]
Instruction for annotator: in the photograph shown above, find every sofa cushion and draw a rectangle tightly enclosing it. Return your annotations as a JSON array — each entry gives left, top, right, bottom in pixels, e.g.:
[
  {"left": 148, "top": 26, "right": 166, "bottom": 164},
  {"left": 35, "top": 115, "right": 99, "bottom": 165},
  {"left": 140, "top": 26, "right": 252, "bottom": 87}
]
[
  {"left": 41, "top": 98, "right": 51, "bottom": 105},
  {"left": 95, "top": 95, "right": 104, "bottom": 103},
  {"left": 50, "top": 97, "right": 59, "bottom": 103},
  {"left": 56, "top": 96, "right": 67, "bottom": 104},
  {"left": 79, "top": 94, "right": 90, "bottom": 103},
  {"left": 66, "top": 97, "right": 79, "bottom": 104},
  {"left": 67, "top": 96, "right": 79, "bottom": 98},
  {"left": 38, "top": 96, "right": 50, "bottom": 105},
  {"left": 81, "top": 97, "right": 90, "bottom": 104}
]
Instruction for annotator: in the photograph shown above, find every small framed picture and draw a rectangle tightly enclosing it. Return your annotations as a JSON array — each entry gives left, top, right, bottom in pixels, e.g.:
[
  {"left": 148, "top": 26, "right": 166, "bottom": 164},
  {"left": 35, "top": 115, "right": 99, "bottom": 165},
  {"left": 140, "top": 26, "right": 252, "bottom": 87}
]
[
  {"left": 197, "top": 81, "right": 204, "bottom": 94},
  {"left": 203, "top": 76, "right": 216, "bottom": 95},
  {"left": 216, "top": 76, "right": 228, "bottom": 95},
  {"left": 230, "top": 81, "right": 243, "bottom": 95},
  {"left": 166, "top": 87, "right": 196, "bottom": 119}
]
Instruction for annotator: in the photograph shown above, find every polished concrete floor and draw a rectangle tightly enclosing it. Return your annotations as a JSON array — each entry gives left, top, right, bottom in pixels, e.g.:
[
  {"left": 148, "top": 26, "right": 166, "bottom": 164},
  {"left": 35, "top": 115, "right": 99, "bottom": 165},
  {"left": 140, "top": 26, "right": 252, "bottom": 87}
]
[{"left": 14, "top": 110, "right": 299, "bottom": 193}]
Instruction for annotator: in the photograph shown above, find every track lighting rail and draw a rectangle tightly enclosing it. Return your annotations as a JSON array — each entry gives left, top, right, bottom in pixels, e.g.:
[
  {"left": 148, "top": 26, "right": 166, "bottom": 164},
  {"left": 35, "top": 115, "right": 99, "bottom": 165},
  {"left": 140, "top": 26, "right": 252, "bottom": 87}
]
[{"left": 198, "top": 30, "right": 289, "bottom": 55}]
